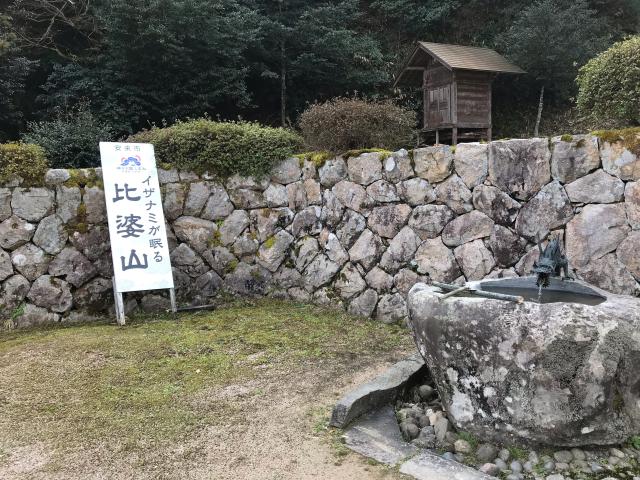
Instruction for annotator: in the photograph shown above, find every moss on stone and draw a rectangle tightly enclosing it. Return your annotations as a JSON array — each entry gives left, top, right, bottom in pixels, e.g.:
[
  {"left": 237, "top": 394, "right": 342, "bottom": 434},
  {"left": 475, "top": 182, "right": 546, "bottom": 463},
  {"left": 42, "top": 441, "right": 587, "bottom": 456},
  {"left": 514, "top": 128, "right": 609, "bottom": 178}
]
[
  {"left": 294, "top": 151, "right": 332, "bottom": 168},
  {"left": 592, "top": 127, "right": 640, "bottom": 156},
  {"left": 64, "top": 168, "right": 102, "bottom": 189},
  {"left": 560, "top": 134, "right": 574, "bottom": 142},
  {"left": 208, "top": 230, "right": 222, "bottom": 248},
  {"left": 343, "top": 148, "right": 392, "bottom": 160},
  {"left": 224, "top": 259, "right": 239, "bottom": 274},
  {"left": 0, "top": 143, "right": 48, "bottom": 186},
  {"left": 263, "top": 236, "right": 276, "bottom": 249}
]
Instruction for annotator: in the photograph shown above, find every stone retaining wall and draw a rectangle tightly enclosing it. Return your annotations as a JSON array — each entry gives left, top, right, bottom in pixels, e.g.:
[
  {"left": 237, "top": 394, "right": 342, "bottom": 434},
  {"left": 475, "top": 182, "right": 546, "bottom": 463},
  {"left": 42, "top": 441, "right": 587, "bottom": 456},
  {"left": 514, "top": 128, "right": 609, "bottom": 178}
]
[{"left": 1, "top": 134, "right": 639, "bottom": 327}]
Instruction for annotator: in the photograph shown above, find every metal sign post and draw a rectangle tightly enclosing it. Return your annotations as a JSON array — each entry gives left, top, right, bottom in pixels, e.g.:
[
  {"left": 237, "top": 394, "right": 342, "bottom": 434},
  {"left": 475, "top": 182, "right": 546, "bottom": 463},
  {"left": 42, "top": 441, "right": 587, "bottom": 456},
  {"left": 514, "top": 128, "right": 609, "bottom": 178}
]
[{"left": 100, "top": 142, "right": 176, "bottom": 325}]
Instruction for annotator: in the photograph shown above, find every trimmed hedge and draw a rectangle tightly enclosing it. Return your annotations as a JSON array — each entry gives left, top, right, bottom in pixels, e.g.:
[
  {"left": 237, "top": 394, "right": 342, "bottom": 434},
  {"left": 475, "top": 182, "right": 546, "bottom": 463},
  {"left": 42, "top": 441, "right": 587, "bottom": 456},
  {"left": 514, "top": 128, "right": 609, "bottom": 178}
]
[
  {"left": 298, "top": 97, "right": 416, "bottom": 153},
  {"left": 0, "top": 143, "right": 48, "bottom": 185},
  {"left": 127, "top": 119, "right": 304, "bottom": 178}
]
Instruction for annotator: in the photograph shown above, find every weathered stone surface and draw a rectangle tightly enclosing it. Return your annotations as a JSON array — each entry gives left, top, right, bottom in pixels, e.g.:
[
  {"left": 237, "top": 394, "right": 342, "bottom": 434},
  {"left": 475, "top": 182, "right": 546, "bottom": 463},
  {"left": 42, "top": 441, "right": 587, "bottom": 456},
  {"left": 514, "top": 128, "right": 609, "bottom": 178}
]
[
  {"left": 44, "top": 169, "right": 71, "bottom": 185},
  {"left": 74, "top": 277, "right": 113, "bottom": 312},
  {"left": 291, "top": 206, "right": 322, "bottom": 236},
  {"left": 271, "top": 157, "right": 302, "bottom": 184},
  {"left": 11, "top": 243, "right": 50, "bottom": 281},
  {"left": 224, "top": 262, "right": 271, "bottom": 296},
  {"left": 12, "top": 303, "right": 60, "bottom": 328},
  {"left": 394, "top": 269, "right": 426, "bottom": 295},
  {"left": 625, "top": 181, "right": 640, "bottom": 229},
  {"left": 140, "top": 294, "right": 171, "bottom": 313},
  {"left": 48, "top": 246, "right": 97, "bottom": 287},
  {"left": 69, "top": 226, "right": 109, "bottom": 260},
  {"left": 472, "top": 184, "right": 521, "bottom": 225},
  {"left": 301, "top": 159, "right": 316, "bottom": 180},
  {"left": 414, "top": 146, "right": 453, "bottom": 183},
  {"left": 398, "top": 178, "right": 435, "bottom": 206},
  {"left": 293, "top": 237, "right": 319, "bottom": 271},
  {"left": 219, "top": 210, "right": 250, "bottom": 246},
  {"left": 163, "top": 183, "right": 186, "bottom": 220},
  {"left": 303, "top": 254, "right": 340, "bottom": 290},
  {"left": 273, "top": 265, "right": 302, "bottom": 289},
  {"left": 229, "top": 188, "right": 266, "bottom": 209},
  {"left": 347, "top": 153, "right": 383, "bottom": 185},
  {"left": 55, "top": 186, "right": 81, "bottom": 223},
  {"left": 435, "top": 174, "right": 473, "bottom": 214},
  {"left": 11, "top": 188, "right": 54, "bottom": 222},
  {"left": 514, "top": 247, "right": 539, "bottom": 276},
  {"left": 257, "top": 230, "right": 293, "bottom": 272},
  {"left": 179, "top": 170, "right": 199, "bottom": 182},
  {"left": 336, "top": 210, "right": 366, "bottom": 248},
  {"left": 250, "top": 207, "right": 294, "bottom": 242},
  {"left": 515, "top": 181, "right": 573, "bottom": 240},
  {"left": 400, "top": 450, "right": 493, "bottom": 480},
  {"left": 368, "top": 204, "right": 412, "bottom": 239},
  {"left": 366, "top": 180, "right": 399, "bottom": 203},
  {"left": 577, "top": 253, "right": 638, "bottom": 296},
  {"left": 409, "top": 205, "right": 455, "bottom": 240},
  {"left": 349, "top": 229, "right": 384, "bottom": 271},
  {"left": 195, "top": 270, "right": 223, "bottom": 298},
  {"left": 32, "top": 214, "right": 67, "bottom": 255},
  {"left": 311, "top": 287, "right": 342, "bottom": 308},
  {"left": 158, "top": 168, "right": 179, "bottom": 184},
  {"left": 334, "top": 264, "right": 366, "bottom": 299},
  {"left": 566, "top": 204, "right": 630, "bottom": 268},
  {"left": 365, "top": 267, "right": 394, "bottom": 292},
  {"left": 383, "top": 151, "right": 414, "bottom": 183},
  {"left": 0, "top": 188, "right": 11, "bottom": 221},
  {"left": 0, "top": 215, "right": 36, "bottom": 250},
  {"left": 454, "top": 240, "right": 496, "bottom": 280},
  {"left": 172, "top": 216, "right": 217, "bottom": 253},
  {"left": 321, "top": 190, "right": 344, "bottom": 227},
  {"left": 454, "top": 143, "right": 489, "bottom": 188},
  {"left": 487, "top": 225, "right": 527, "bottom": 267},
  {"left": 601, "top": 136, "right": 640, "bottom": 180},
  {"left": 488, "top": 138, "right": 551, "bottom": 200},
  {"left": 233, "top": 231, "right": 259, "bottom": 259},
  {"left": 170, "top": 243, "right": 209, "bottom": 278},
  {"left": 415, "top": 238, "right": 461, "bottom": 282},
  {"left": 348, "top": 289, "right": 378, "bottom": 318},
  {"left": 319, "top": 158, "right": 347, "bottom": 187},
  {"left": 1, "top": 274, "right": 31, "bottom": 310},
  {"left": 286, "top": 181, "right": 307, "bottom": 210},
  {"left": 564, "top": 169, "right": 624, "bottom": 204},
  {"left": 303, "top": 179, "right": 322, "bottom": 205},
  {"left": 203, "top": 246, "right": 236, "bottom": 275},
  {"left": 263, "top": 183, "right": 288, "bottom": 208},
  {"left": 27, "top": 275, "right": 72, "bottom": 313},
  {"left": 83, "top": 186, "right": 106, "bottom": 223},
  {"left": 551, "top": 134, "right": 600, "bottom": 182},
  {"left": 226, "top": 174, "right": 269, "bottom": 191},
  {"left": 0, "top": 249, "right": 12, "bottom": 281},
  {"left": 201, "top": 183, "right": 234, "bottom": 220},
  {"left": 617, "top": 231, "right": 640, "bottom": 281},
  {"left": 376, "top": 293, "right": 407, "bottom": 324},
  {"left": 442, "top": 211, "right": 494, "bottom": 247},
  {"left": 407, "top": 281, "right": 640, "bottom": 446},
  {"left": 182, "top": 182, "right": 210, "bottom": 216},
  {"left": 332, "top": 180, "right": 369, "bottom": 213},
  {"left": 379, "top": 226, "right": 420, "bottom": 272}
]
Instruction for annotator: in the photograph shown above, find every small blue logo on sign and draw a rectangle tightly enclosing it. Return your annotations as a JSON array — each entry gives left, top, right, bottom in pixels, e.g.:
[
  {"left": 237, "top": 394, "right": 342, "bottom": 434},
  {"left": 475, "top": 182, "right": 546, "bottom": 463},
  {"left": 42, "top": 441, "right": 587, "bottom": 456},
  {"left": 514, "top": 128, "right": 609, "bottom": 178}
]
[{"left": 121, "top": 155, "right": 142, "bottom": 167}]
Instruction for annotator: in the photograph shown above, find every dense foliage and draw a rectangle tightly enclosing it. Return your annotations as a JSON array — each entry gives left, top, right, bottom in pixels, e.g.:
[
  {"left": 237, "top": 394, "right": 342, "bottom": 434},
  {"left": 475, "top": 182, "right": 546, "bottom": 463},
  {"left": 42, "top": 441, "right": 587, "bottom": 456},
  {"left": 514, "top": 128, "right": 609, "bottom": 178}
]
[
  {"left": 0, "top": 142, "right": 48, "bottom": 185},
  {"left": 22, "top": 103, "right": 114, "bottom": 168},
  {"left": 299, "top": 98, "right": 415, "bottom": 152},
  {"left": 577, "top": 37, "right": 640, "bottom": 127},
  {"left": 127, "top": 120, "right": 303, "bottom": 178}
]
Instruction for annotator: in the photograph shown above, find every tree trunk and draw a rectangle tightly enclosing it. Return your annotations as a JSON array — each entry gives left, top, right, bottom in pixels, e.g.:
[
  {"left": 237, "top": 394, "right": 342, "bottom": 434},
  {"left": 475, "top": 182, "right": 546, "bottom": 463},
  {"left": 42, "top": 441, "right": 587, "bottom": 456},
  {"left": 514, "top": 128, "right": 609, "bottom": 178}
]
[
  {"left": 280, "top": 40, "right": 286, "bottom": 127},
  {"left": 534, "top": 85, "right": 544, "bottom": 137}
]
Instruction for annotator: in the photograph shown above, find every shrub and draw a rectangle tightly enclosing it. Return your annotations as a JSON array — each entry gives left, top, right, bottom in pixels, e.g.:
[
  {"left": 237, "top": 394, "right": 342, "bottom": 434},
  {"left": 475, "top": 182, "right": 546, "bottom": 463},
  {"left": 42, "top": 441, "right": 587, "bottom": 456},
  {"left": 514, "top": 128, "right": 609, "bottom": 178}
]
[
  {"left": 577, "top": 36, "right": 640, "bottom": 127},
  {"left": 298, "top": 97, "right": 416, "bottom": 153},
  {"left": 0, "top": 143, "right": 48, "bottom": 185},
  {"left": 127, "top": 119, "right": 304, "bottom": 178},
  {"left": 22, "top": 103, "right": 114, "bottom": 168}
]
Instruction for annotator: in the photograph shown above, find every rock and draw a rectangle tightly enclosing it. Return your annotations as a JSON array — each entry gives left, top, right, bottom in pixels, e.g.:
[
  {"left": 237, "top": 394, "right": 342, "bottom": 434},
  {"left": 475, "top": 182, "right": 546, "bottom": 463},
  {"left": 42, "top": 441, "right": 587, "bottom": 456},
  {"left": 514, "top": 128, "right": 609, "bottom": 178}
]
[
  {"left": 182, "top": 182, "right": 210, "bottom": 216},
  {"left": 158, "top": 168, "right": 179, "bottom": 184},
  {"left": 11, "top": 243, "right": 50, "bottom": 281},
  {"left": 291, "top": 206, "right": 322, "bottom": 236},
  {"left": 472, "top": 184, "right": 522, "bottom": 226},
  {"left": 514, "top": 247, "right": 539, "bottom": 276},
  {"left": 169, "top": 243, "right": 208, "bottom": 278},
  {"left": 625, "top": 181, "right": 640, "bottom": 229},
  {"left": 479, "top": 463, "right": 500, "bottom": 476},
  {"left": 365, "top": 267, "right": 394, "bottom": 292},
  {"left": 554, "top": 451, "right": 573, "bottom": 463},
  {"left": 409, "top": 205, "right": 455, "bottom": 240},
  {"left": 218, "top": 210, "right": 250, "bottom": 246},
  {"left": 319, "top": 158, "right": 347, "bottom": 187},
  {"left": 323, "top": 232, "right": 349, "bottom": 266},
  {"left": 566, "top": 204, "right": 630, "bottom": 268},
  {"left": 11, "top": 187, "right": 54, "bottom": 222},
  {"left": 454, "top": 439, "right": 472, "bottom": 454},
  {"left": 498, "top": 449, "right": 510, "bottom": 462},
  {"left": 256, "top": 230, "right": 293, "bottom": 272},
  {"left": 1, "top": 274, "right": 31, "bottom": 309},
  {"left": 487, "top": 225, "right": 527, "bottom": 267},
  {"left": 55, "top": 186, "right": 81, "bottom": 223},
  {"left": 224, "top": 262, "right": 271, "bottom": 296},
  {"left": 515, "top": 181, "right": 573, "bottom": 240},
  {"left": 162, "top": 183, "right": 186, "bottom": 220},
  {"left": 225, "top": 174, "right": 269, "bottom": 191},
  {"left": 494, "top": 458, "right": 508, "bottom": 471},
  {"left": 271, "top": 157, "right": 301, "bottom": 184},
  {"left": 618, "top": 232, "right": 640, "bottom": 281},
  {"left": 67, "top": 227, "right": 109, "bottom": 262},
  {"left": 140, "top": 294, "right": 171, "bottom": 312},
  {"left": 454, "top": 240, "right": 496, "bottom": 280},
  {"left": 376, "top": 293, "right": 407, "bottom": 324},
  {"left": 293, "top": 237, "right": 319, "bottom": 271},
  {"left": 401, "top": 422, "right": 421, "bottom": 441},
  {"left": 348, "top": 289, "right": 378, "bottom": 317},
  {"left": 311, "top": 288, "right": 342, "bottom": 308},
  {"left": 570, "top": 448, "right": 586, "bottom": 461},
  {"left": 550, "top": 134, "right": 600, "bottom": 182},
  {"left": 232, "top": 232, "right": 259, "bottom": 259},
  {"left": 564, "top": 169, "right": 624, "bottom": 204},
  {"left": 263, "top": 184, "right": 288, "bottom": 208},
  {"left": 32, "top": 214, "right": 67, "bottom": 255},
  {"left": 179, "top": 171, "right": 199, "bottom": 182},
  {"left": 368, "top": 204, "right": 412, "bottom": 238},
  {"left": 442, "top": 211, "right": 494, "bottom": 247},
  {"left": 477, "top": 444, "right": 499, "bottom": 463},
  {"left": 379, "top": 226, "right": 420, "bottom": 272},
  {"left": 285, "top": 181, "right": 307, "bottom": 210},
  {"left": 73, "top": 277, "right": 113, "bottom": 312},
  {"left": 435, "top": 174, "right": 473, "bottom": 214},
  {"left": 394, "top": 269, "right": 426, "bottom": 296},
  {"left": 303, "top": 254, "right": 340, "bottom": 290},
  {"left": 250, "top": 208, "right": 294, "bottom": 242},
  {"left": 454, "top": 142, "right": 489, "bottom": 188},
  {"left": 545, "top": 475, "right": 564, "bottom": 480},
  {"left": 204, "top": 246, "right": 236, "bottom": 275},
  {"left": 398, "top": 178, "right": 436, "bottom": 206},
  {"left": 366, "top": 180, "right": 399, "bottom": 203},
  {"left": 335, "top": 210, "right": 366, "bottom": 249},
  {"left": 383, "top": 151, "right": 414, "bottom": 182},
  {"left": 304, "top": 179, "right": 321, "bottom": 205},
  {"left": 412, "top": 429, "right": 437, "bottom": 449},
  {"left": 321, "top": 190, "right": 344, "bottom": 227},
  {"left": 228, "top": 188, "right": 266, "bottom": 209},
  {"left": 418, "top": 385, "right": 435, "bottom": 401},
  {"left": 407, "top": 281, "right": 640, "bottom": 446},
  {"left": 173, "top": 216, "right": 217, "bottom": 253},
  {"left": 484, "top": 268, "right": 518, "bottom": 280},
  {"left": 349, "top": 229, "right": 384, "bottom": 271},
  {"left": 577, "top": 253, "right": 638, "bottom": 295},
  {"left": 334, "top": 264, "right": 366, "bottom": 299},
  {"left": 0, "top": 188, "right": 11, "bottom": 221},
  {"left": 414, "top": 146, "right": 453, "bottom": 183},
  {"left": 489, "top": 138, "right": 551, "bottom": 200},
  {"left": 44, "top": 169, "right": 70, "bottom": 185},
  {"left": 0, "top": 249, "right": 12, "bottom": 281},
  {"left": 12, "top": 303, "right": 60, "bottom": 328},
  {"left": 510, "top": 461, "right": 523, "bottom": 473},
  {"left": 82, "top": 186, "right": 106, "bottom": 223},
  {"left": 27, "top": 275, "right": 72, "bottom": 313},
  {"left": 610, "top": 447, "right": 625, "bottom": 458},
  {"left": 332, "top": 180, "right": 369, "bottom": 213},
  {"left": 0, "top": 215, "right": 36, "bottom": 250},
  {"left": 433, "top": 416, "right": 450, "bottom": 442},
  {"left": 415, "top": 238, "right": 461, "bottom": 282},
  {"left": 347, "top": 152, "right": 383, "bottom": 185},
  {"left": 201, "top": 183, "right": 234, "bottom": 220},
  {"left": 601, "top": 134, "right": 640, "bottom": 180},
  {"left": 272, "top": 266, "right": 302, "bottom": 290}
]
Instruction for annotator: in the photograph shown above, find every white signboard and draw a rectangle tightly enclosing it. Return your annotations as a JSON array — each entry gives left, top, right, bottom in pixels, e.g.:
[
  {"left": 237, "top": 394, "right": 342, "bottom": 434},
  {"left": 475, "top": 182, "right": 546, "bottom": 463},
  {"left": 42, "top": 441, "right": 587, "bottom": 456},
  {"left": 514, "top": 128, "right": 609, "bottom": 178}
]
[{"left": 99, "top": 142, "right": 174, "bottom": 293}]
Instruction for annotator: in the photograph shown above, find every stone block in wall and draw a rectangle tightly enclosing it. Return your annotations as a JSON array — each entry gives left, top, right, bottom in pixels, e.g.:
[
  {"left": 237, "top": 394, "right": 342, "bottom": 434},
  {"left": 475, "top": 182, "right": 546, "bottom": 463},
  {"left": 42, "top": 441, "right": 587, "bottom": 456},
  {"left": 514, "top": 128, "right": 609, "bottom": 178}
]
[
  {"left": 454, "top": 239, "right": 496, "bottom": 281},
  {"left": 293, "top": 237, "right": 319, "bottom": 272},
  {"left": 195, "top": 270, "right": 223, "bottom": 299},
  {"left": 601, "top": 135, "right": 640, "bottom": 181},
  {"left": 514, "top": 246, "right": 539, "bottom": 276},
  {"left": 301, "top": 159, "right": 316, "bottom": 180},
  {"left": 514, "top": 181, "right": 573, "bottom": 240},
  {"left": 564, "top": 169, "right": 624, "bottom": 204},
  {"left": 203, "top": 246, "right": 236, "bottom": 276},
  {"left": 49, "top": 246, "right": 98, "bottom": 287},
  {"left": 617, "top": 231, "right": 640, "bottom": 282},
  {"left": 367, "top": 204, "right": 412, "bottom": 239},
  {"left": 365, "top": 267, "right": 393, "bottom": 292},
  {"left": 348, "top": 289, "right": 378, "bottom": 318},
  {"left": 183, "top": 182, "right": 210, "bottom": 216},
  {"left": 83, "top": 186, "right": 106, "bottom": 224},
  {"left": 173, "top": 216, "right": 217, "bottom": 253},
  {"left": 158, "top": 168, "right": 179, "bottom": 184},
  {"left": 488, "top": 138, "right": 551, "bottom": 200},
  {"left": 349, "top": 229, "right": 385, "bottom": 271},
  {"left": 303, "top": 179, "right": 322, "bottom": 205},
  {"left": 302, "top": 254, "right": 340, "bottom": 290},
  {"left": 397, "top": 178, "right": 435, "bottom": 206},
  {"left": 366, "top": 180, "right": 399, "bottom": 203},
  {"left": 472, "top": 184, "right": 521, "bottom": 225},
  {"left": 486, "top": 225, "right": 527, "bottom": 268},
  {"left": 321, "top": 190, "right": 345, "bottom": 228},
  {"left": 178, "top": 170, "right": 199, "bottom": 182},
  {"left": 11, "top": 243, "right": 50, "bottom": 281},
  {"left": 273, "top": 265, "right": 302, "bottom": 289},
  {"left": 577, "top": 253, "right": 639, "bottom": 296},
  {"left": 1, "top": 274, "right": 30, "bottom": 310},
  {"left": 232, "top": 232, "right": 259, "bottom": 260},
  {"left": 11, "top": 187, "right": 54, "bottom": 222},
  {"left": 226, "top": 174, "right": 269, "bottom": 191},
  {"left": 324, "top": 232, "right": 349, "bottom": 266},
  {"left": 0, "top": 188, "right": 11, "bottom": 221},
  {"left": 376, "top": 293, "right": 407, "bottom": 324},
  {"left": 224, "top": 262, "right": 271, "bottom": 296},
  {"left": 69, "top": 226, "right": 110, "bottom": 261},
  {"left": 625, "top": 181, "right": 640, "bottom": 229},
  {"left": 319, "top": 158, "right": 347, "bottom": 187},
  {"left": 163, "top": 183, "right": 186, "bottom": 220},
  {"left": 332, "top": 180, "right": 369, "bottom": 213},
  {"left": 550, "top": 134, "right": 600, "bottom": 183},
  {"left": 383, "top": 150, "right": 414, "bottom": 183},
  {"left": 334, "top": 264, "right": 366, "bottom": 300},
  {"left": 44, "top": 169, "right": 71, "bottom": 185},
  {"left": 0, "top": 215, "right": 36, "bottom": 250},
  {"left": 408, "top": 205, "right": 454, "bottom": 240},
  {"left": 218, "top": 210, "right": 249, "bottom": 246},
  {"left": 140, "top": 294, "right": 172, "bottom": 313},
  {"left": 256, "top": 230, "right": 294, "bottom": 272},
  {"left": 413, "top": 145, "right": 453, "bottom": 183},
  {"left": 201, "top": 183, "right": 234, "bottom": 221},
  {"left": 250, "top": 208, "right": 294, "bottom": 243},
  {"left": 0, "top": 249, "right": 12, "bottom": 281},
  {"left": 347, "top": 152, "right": 383, "bottom": 185},
  {"left": 32, "top": 214, "right": 67, "bottom": 255},
  {"left": 291, "top": 206, "right": 322, "bottom": 236},
  {"left": 55, "top": 185, "right": 81, "bottom": 223},
  {"left": 378, "top": 226, "right": 420, "bottom": 273},
  {"left": 27, "top": 275, "right": 73, "bottom": 313},
  {"left": 441, "top": 211, "right": 493, "bottom": 247},
  {"left": 434, "top": 174, "right": 473, "bottom": 214},
  {"left": 454, "top": 142, "right": 488, "bottom": 188},
  {"left": 286, "top": 181, "right": 308, "bottom": 210},
  {"left": 74, "top": 277, "right": 113, "bottom": 313},
  {"left": 264, "top": 184, "right": 288, "bottom": 208},
  {"left": 415, "top": 237, "right": 461, "bottom": 282},
  {"left": 271, "top": 157, "right": 302, "bottom": 185},
  {"left": 229, "top": 188, "right": 266, "bottom": 209},
  {"left": 565, "top": 203, "right": 630, "bottom": 268},
  {"left": 12, "top": 303, "right": 60, "bottom": 328},
  {"left": 169, "top": 243, "right": 209, "bottom": 278}
]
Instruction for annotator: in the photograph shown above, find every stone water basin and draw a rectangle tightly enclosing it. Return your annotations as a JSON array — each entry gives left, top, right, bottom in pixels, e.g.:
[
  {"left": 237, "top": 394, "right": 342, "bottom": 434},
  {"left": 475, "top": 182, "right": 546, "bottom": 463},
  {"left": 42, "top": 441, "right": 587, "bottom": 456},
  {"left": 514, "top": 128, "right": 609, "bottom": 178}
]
[{"left": 406, "top": 276, "right": 640, "bottom": 447}]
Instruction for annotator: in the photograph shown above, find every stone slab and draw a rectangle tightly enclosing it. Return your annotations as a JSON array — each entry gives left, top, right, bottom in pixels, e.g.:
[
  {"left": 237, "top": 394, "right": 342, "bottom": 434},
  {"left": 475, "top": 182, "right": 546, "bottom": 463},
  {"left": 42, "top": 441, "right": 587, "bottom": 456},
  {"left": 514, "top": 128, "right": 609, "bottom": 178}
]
[{"left": 400, "top": 451, "right": 493, "bottom": 480}]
